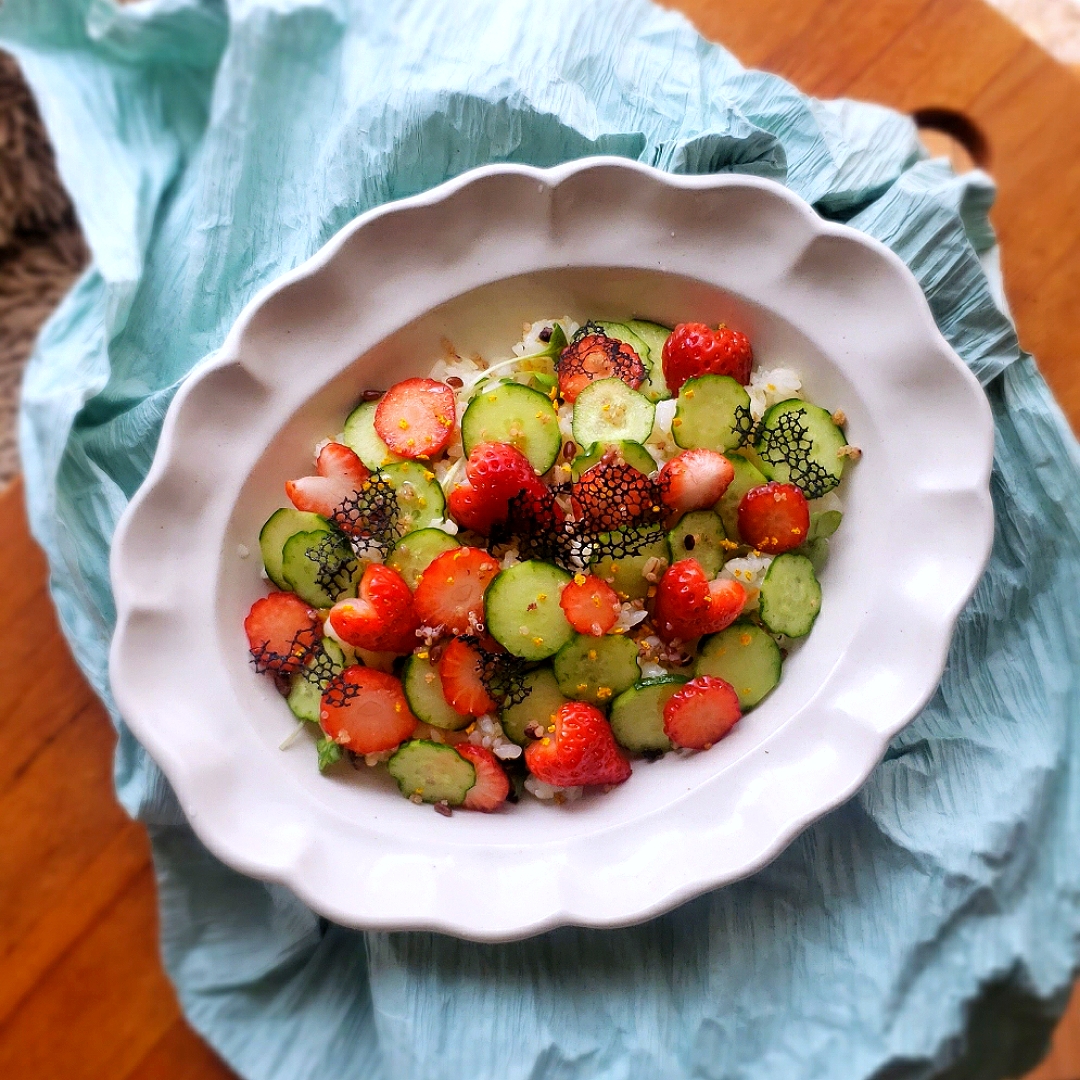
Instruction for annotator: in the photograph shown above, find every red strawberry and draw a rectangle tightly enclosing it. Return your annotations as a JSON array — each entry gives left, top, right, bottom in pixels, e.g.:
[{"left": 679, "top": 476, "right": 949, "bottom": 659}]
[
  {"left": 738, "top": 482, "right": 810, "bottom": 554},
  {"left": 572, "top": 451, "right": 661, "bottom": 530},
  {"left": 449, "top": 442, "right": 550, "bottom": 535},
  {"left": 285, "top": 441, "right": 369, "bottom": 518},
  {"left": 413, "top": 546, "right": 500, "bottom": 635},
  {"left": 438, "top": 637, "right": 497, "bottom": 717},
  {"left": 447, "top": 479, "right": 502, "bottom": 535},
  {"left": 653, "top": 559, "right": 746, "bottom": 642},
  {"left": 244, "top": 592, "right": 321, "bottom": 675},
  {"left": 662, "top": 322, "right": 753, "bottom": 392},
  {"left": 557, "top": 332, "right": 646, "bottom": 403},
  {"left": 327, "top": 563, "right": 419, "bottom": 654},
  {"left": 524, "top": 701, "right": 631, "bottom": 788},
  {"left": 659, "top": 449, "right": 734, "bottom": 513},
  {"left": 663, "top": 675, "right": 742, "bottom": 749},
  {"left": 559, "top": 573, "right": 620, "bottom": 636},
  {"left": 456, "top": 743, "right": 511, "bottom": 811},
  {"left": 319, "top": 666, "right": 418, "bottom": 754},
  {"left": 374, "top": 378, "right": 456, "bottom": 459}
]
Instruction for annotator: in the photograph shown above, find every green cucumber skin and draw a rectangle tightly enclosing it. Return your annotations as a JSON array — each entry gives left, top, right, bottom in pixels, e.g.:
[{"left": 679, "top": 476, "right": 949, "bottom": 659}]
[
  {"left": 499, "top": 667, "right": 569, "bottom": 745},
  {"left": 696, "top": 623, "right": 782, "bottom": 709},
  {"left": 667, "top": 510, "right": 727, "bottom": 579},
  {"left": 485, "top": 561, "right": 574, "bottom": 661},
  {"left": 460, "top": 382, "right": 562, "bottom": 473},
  {"left": 552, "top": 633, "right": 642, "bottom": 708},
  {"left": 571, "top": 440, "right": 657, "bottom": 480},
  {"left": 259, "top": 507, "right": 338, "bottom": 590},
  {"left": 281, "top": 529, "right": 356, "bottom": 608},
  {"left": 342, "top": 400, "right": 406, "bottom": 470},
  {"left": 625, "top": 321, "right": 673, "bottom": 402},
  {"left": 672, "top": 374, "right": 751, "bottom": 453},
  {"left": 609, "top": 676, "right": 688, "bottom": 753},
  {"left": 387, "top": 528, "right": 460, "bottom": 590},
  {"left": 387, "top": 740, "right": 476, "bottom": 805},
  {"left": 380, "top": 461, "right": 447, "bottom": 532},
  {"left": 758, "top": 553, "right": 822, "bottom": 638},
  {"left": 716, "top": 454, "right": 769, "bottom": 542},
  {"left": 572, "top": 379, "right": 656, "bottom": 448},
  {"left": 402, "top": 654, "right": 471, "bottom": 731},
  {"left": 754, "top": 399, "right": 848, "bottom": 498},
  {"left": 593, "top": 321, "right": 650, "bottom": 365}
]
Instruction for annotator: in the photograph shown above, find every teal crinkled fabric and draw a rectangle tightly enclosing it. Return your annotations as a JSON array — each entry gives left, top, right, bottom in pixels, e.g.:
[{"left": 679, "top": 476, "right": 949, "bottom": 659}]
[{"left": 4, "top": 0, "right": 1079, "bottom": 1077}]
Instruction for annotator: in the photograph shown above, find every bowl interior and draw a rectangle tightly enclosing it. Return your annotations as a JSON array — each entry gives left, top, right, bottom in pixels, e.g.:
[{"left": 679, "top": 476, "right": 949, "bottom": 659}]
[{"left": 218, "top": 266, "right": 885, "bottom": 843}]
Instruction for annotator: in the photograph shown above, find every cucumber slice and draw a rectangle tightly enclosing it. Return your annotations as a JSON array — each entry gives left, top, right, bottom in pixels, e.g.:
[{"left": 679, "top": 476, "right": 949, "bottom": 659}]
[
  {"left": 387, "top": 528, "right": 460, "bottom": 589},
  {"left": 499, "top": 667, "right": 568, "bottom": 745},
  {"left": 402, "top": 654, "right": 471, "bottom": 731},
  {"left": 625, "top": 320, "right": 673, "bottom": 402},
  {"left": 380, "top": 461, "right": 447, "bottom": 533},
  {"left": 716, "top": 453, "right": 769, "bottom": 542},
  {"left": 667, "top": 510, "right": 727, "bottom": 578},
  {"left": 590, "top": 527, "right": 669, "bottom": 601},
  {"left": 758, "top": 552, "right": 822, "bottom": 638},
  {"left": 552, "top": 633, "right": 641, "bottom": 707},
  {"left": 754, "top": 399, "right": 848, "bottom": 498},
  {"left": 570, "top": 440, "right": 657, "bottom": 480},
  {"left": 485, "top": 560, "right": 574, "bottom": 660},
  {"left": 592, "top": 321, "right": 650, "bottom": 364},
  {"left": 259, "top": 507, "right": 338, "bottom": 590},
  {"left": 672, "top": 374, "right": 753, "bottom": 453},
  {"left": 287, "top": 639, "right": 347, "bottom": 723},
  {"left": 461, "top": 382, "right": 561, "bottom": 473},
  {"left": 808, "top": 508, "right": 843, "bottom": 541},
  {"left": 572, "top": 379, "right": 655, "bottom": 448},
  {"left": 387, "top": 740, "right": 476, "bottom": 805},
  {"left": 609, "top": 676, "right": 687, "bottom": 753},
  {"left": 696, "top": 623, "right": 782, "bottom": 708},
  {"left": 281, "top": 529, "right": 357, "bottom": 608},
  {"left": 342, "top": 400, "right": 406, "bottom": 470}
]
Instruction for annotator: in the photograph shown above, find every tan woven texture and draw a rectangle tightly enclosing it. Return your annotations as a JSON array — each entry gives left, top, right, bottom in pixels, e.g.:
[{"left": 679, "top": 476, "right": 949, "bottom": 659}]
[{"left": 0, "top": 52, "right": 87, "bottom": 485}]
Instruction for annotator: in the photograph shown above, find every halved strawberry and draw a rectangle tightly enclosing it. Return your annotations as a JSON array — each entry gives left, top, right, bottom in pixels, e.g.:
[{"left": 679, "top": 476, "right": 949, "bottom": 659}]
[
  {"left": 374, "top": 378, "right": 456, "bottom": 459},
  {"left": 662, "top": 675, "right": 742, "bottom": 749},
  {"left": 447, "top": 479, "right": 502, "bottom": 535},
  {"left": 319, "top": 666, "right": 418, "bottom": 754},
  {"left": 244, "top": 592, "right": 321, "bottom": 675},
  {"left": 327, "top": 563, "right": 419, "bottom": 654},
  {"left": 653, "top": 559, "right": 746, "bottom": 642},
  {"left": 557, "top": 332, "right": 646, "bottom": 403},
  {"left": 572, "top": 451, "right": 661, "bottom": 530},
  {"left": 662, "top": 322, "right": 753, "bottom": 393},
  {"left": 738, "top": 482, "right": 810, "bottom": 554},
  {"left": 437, "top": 637, "right": 497, "bottom": 717},
  {"left": 559, "top": 573, "right": 620, "bottom": 636},
  {"left": 659, "top": 449, "right": 734, "bottom": 513},
  {"left": 524, "top": 701, "right": 631, "bottom": 787},
  {"left": 285, "top": 441, "right": 369, "bottom": 518},
  {"left": 413, "top": 546, "right": 500, "bottom": 634},
  {"left": 456, "top": 743, "right": 511, "bottom": 811},
  {"left": 448, "top": 442, "right": 550, "bottom": 535}
]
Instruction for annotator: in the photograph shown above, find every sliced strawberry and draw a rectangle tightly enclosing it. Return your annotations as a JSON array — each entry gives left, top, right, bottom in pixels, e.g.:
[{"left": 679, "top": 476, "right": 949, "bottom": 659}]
[
  {"left": 653, "top": 559, "right": 746, "bottom": 642},
  {"left": 449, "top": 442, "right": 549, "bottom": 535},
  {"left": 244, "top": 592, "right": 321, "bottom": 675},
  {"left": 327, "top": 563, "right": 418, "bottom": 654},
  {"left": 437, "top": 637, "right": 497, "bottom": 717},
  {"left": 374, "top": 378, "right": 456, "bottom": 459},
  {"left": 557, "top": 332, "right": 646, "bottom": 403},
  {"left": 319, "top": 666, "right": 418, "bottom": 754},
  {"left": 659, "top": 449, "right": 734, "bottom": 513},
  {"left": 559, "top": 573, "right": 620, "bottom": 636},
  {"left": 285, "top": 441, "right": 369, "bottom": 518},
  {"left": 447, "top": 479, "right": 502, "bottom": 535},
  {"left": 738, "top": 482, "right": 810, "bottom": 554},
  {"left": 572, "top": 451, "right": 662, "bottom": 530},
  {"left": 662, "top": 322, "right": 753, "bottom": 392},
  {"left": 662, "top": 675, "right": 742, "bottom": 749},
  {"left": 524, "top": 701, "right": 631, "bottom": 787},
  {"left": 413, "top": 546, "right": 500, "bottom": 635},
  {"left": 456, "top": 743, "right": 511, "bottom": 811}
]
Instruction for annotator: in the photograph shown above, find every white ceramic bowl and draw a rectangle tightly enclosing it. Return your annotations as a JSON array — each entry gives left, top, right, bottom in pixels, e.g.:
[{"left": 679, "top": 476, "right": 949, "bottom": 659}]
[{"left": 109, "top": 158, "right": 994, "bottom": 941}]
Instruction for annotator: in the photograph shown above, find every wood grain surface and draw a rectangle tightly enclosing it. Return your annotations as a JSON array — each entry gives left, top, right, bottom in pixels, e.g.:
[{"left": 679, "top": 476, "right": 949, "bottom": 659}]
[{"left": 2, "top": 1, "right": 1078, "bottom": 1077}]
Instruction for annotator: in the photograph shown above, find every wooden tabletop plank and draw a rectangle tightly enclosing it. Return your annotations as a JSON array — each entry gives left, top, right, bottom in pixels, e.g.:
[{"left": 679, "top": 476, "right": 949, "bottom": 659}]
[{"left": 2, "top": 2, "right": 1078, "bottom": 1076}]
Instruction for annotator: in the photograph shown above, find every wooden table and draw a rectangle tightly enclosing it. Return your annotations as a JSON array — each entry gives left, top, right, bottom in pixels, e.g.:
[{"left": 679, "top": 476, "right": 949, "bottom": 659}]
[{"left": 2, "top": 1, "right": 1079, "bottom": 1076}]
